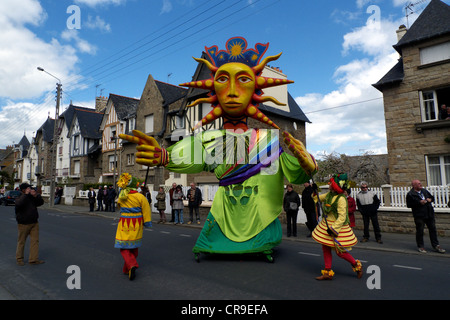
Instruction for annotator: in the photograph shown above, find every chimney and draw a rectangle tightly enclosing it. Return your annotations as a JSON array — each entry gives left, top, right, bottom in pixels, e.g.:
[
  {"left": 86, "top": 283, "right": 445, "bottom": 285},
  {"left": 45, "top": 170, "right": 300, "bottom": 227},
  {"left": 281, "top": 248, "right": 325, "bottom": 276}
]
[
  {"left": 396, "top": 24, "right": 407, "bottom": 42},
  {"left": 95, "top": 96, "right": 108, "bottom": 112}
]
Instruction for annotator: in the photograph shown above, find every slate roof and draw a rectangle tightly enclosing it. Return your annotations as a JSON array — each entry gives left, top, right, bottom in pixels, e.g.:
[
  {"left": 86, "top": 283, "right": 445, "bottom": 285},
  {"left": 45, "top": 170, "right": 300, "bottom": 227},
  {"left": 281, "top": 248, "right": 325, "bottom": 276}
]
[
  {"left": 60, "top": 104, "right": 101, "bottom": 129},
  {"left": 109, "top": 94, "right": 139, "bottom": 120},
  {"left": 372, "top": 58, "right": 404, "bottom": 90},
  {"left": 394, "top": 0, "right": 450, "bottom": 53},
  {"left": 17, "top": 135, "right": 30, "bottom": 149},
  {"left": 73, "top": 108, "right": 104, "bottom": 139},
  {"left": 155, "top": 80, "right": 187, "bottom": 105},
  {"left": 36, "top": 117, "right": 55, "bottom": 143}
]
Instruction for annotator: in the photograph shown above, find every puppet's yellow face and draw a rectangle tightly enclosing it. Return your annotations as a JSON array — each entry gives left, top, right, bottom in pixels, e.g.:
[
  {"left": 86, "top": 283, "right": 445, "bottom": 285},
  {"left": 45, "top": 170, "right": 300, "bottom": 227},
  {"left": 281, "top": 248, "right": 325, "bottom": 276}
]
[{"left": 214, "top": 63, "right": 255, "bottom": 117}]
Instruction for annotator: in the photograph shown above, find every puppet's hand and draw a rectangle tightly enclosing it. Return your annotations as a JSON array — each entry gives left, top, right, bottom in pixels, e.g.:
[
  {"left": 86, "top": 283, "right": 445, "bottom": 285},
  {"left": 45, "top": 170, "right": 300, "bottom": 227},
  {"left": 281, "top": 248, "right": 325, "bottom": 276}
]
[
  {"left": 282, "top": 131, "right": 318, "bottom": 177},
  {"left": 119, "top": 130, "right": 169, "bottom": 167}
]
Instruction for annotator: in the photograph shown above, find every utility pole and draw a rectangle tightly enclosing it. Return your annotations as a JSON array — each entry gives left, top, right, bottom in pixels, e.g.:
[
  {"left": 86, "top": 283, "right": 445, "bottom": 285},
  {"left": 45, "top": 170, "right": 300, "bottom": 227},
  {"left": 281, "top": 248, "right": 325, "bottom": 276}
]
[
  {"left": 49, "top": 82, "right": 62, "bottom": 207},
  {"left": 37, "top": 67, "right": 62, "bottom": 206}
]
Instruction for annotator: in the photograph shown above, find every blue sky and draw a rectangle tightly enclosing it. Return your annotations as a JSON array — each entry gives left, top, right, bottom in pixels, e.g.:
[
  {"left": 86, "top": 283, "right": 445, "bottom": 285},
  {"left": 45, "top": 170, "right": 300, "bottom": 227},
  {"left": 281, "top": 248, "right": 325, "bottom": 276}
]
[{"left": 0, "top": 0, "right": 446, "bottom": 158}]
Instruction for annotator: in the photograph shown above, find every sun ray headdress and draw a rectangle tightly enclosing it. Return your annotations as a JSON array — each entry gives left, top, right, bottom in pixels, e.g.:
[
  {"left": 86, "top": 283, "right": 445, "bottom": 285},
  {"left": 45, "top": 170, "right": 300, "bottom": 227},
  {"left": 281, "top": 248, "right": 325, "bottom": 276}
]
[{"left": 179, "top": 36, "right": 294, "bottom": 131}]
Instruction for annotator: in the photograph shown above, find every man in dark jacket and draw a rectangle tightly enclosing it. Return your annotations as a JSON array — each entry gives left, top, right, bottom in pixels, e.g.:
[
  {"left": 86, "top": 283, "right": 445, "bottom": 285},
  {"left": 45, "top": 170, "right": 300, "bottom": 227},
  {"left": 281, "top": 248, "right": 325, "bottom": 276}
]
[
  {"left": 301, "top": 181, "right": 317, "bottom": 237},
  {"left": 88, "top": 187, "right": 96, "bottom": 212},
  {"left": 107, "top": 185, "right": 117, "bottom": 212},
  {"left": 356, "top": 181, "right": 382, "bottom": 243},
  {"left": 283, "top": 184, "right": 300, "bottom": 237},
  {"left": 187, "top": 182, "right": 202, "bottom": 224},
  {"left": 406, "top": 180, "right": 445, "bottom": 253},
  {"left": 15, "top": 183, "right": 45, "bottom": 266},
  {"left": 96, "top": 186, "right": 104, "bottom": 211}
]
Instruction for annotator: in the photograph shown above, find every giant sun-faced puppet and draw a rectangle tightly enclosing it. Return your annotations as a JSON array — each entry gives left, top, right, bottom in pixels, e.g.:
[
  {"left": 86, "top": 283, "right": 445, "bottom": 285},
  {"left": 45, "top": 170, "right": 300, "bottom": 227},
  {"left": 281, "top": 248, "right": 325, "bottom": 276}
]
[{"left": 120, "top": 37, "right": 318, "bottom": 262}]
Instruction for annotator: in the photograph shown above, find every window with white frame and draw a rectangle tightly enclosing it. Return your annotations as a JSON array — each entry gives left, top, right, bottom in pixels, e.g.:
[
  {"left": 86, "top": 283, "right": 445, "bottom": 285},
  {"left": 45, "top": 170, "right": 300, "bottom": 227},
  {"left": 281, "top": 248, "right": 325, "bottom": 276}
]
[
  {"left": 420, "top": 91, "right": 438, "bottom": 121},
  {"left": 109, "top": 155, "right": 116, "bottom": 172},
  {"left": 73, "top": 160, "right": 80, "bottom": 175},
  {"left": 145, "top": 114, "right": 154, "bottom": 133},
  {"left": 128, "top": 118, "right": 135, "bottom": 133},
  {"left": 127, "top": 153, "right": 135, "bottom": 165},
  {"left": 110, "top": 125, "right": 116, "bottom": 140},
  {"left": 175, "top": 115, "right": 185, "bottom": 129},
  {"left": 426, "top": 155, "right": 450, "bottom": 186},
  {"left": 73, "top": 134, "right": 79, "bottom": 150}
]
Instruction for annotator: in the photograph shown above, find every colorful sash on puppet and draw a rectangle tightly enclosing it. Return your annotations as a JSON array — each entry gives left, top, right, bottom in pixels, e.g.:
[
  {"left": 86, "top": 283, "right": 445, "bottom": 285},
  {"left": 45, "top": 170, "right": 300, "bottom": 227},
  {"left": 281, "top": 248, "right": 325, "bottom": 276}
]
[{"left": 219, "top": 130, "right": 282, "bottom": 186}]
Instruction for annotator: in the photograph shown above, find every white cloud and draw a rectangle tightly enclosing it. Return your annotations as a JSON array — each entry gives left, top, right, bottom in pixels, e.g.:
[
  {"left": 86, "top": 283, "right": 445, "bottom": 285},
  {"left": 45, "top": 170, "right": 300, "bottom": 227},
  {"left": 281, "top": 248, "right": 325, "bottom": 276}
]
[
  {"left": 0, "top": 93, "right": 57, "bottom": 148},
  {"left": 85, "top": 15, "right": 112, "bottom": 33},
  {"left": 296, "top": 12, "right": 403, "bottom": 158},
  {"left": 0, "top": 0, "right": 79, "bottom": 100},
  {"left": 61, "top": 29, "right": 98, "bottom": 55},
  {"left": 75, "top": 0, "right": 126, "bottom": 7},
  {"left": 160, "top": 0, "right": 173, "bottom": 14}
]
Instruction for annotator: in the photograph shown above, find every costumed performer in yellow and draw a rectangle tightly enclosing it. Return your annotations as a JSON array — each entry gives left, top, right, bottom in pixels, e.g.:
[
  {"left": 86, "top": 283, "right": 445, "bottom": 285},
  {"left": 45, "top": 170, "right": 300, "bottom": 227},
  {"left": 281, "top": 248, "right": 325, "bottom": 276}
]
[
  {"left": 115, "top": 173, "right": 152, "bottom": 280},
  {"left": 312, "top": 174, "right": 363, "bottom": 280}
]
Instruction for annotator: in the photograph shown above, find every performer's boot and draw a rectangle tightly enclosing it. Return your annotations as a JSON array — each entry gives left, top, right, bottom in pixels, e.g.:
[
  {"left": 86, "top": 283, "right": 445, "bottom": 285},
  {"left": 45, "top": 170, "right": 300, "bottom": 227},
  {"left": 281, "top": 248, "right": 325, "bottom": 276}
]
[
  {"left": 352, "top": 260, "right": 363, "bottom": 279},
  {"left": 315, "top": 269, "right": 334, "bottom": 280},
  {"left": 129, "top": 266, "right": 136, "bottom": 281}
]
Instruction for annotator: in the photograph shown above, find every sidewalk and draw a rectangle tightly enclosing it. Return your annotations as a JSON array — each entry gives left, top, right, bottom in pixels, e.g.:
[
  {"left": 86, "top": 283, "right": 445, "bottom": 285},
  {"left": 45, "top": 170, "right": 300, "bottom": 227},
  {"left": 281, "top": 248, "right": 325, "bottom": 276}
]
[{"left": 46, "top": 203, "right": 450, "bottom": 258}]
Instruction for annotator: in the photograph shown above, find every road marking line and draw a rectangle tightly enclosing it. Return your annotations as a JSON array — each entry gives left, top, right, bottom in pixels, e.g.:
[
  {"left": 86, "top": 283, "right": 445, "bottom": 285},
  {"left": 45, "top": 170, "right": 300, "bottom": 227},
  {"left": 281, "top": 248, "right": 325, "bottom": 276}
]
[
  {"left": 298, "top": 252, "right": 320, "bottom": 257},
  {"left": 179, "top": 234, "right": 191, "bottom": 237},
  {"left": 160, "top": 231, "right": 171, "bottom": 234},
  {"left": 393, "top": 265, "right": 422, "bottom": 270}
]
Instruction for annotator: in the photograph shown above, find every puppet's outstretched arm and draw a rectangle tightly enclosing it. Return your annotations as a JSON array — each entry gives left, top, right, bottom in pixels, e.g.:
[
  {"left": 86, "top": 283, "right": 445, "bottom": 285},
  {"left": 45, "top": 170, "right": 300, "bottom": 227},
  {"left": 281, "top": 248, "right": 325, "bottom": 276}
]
[
  {"left": 119, "top": 130, "right": 169, "bottom": 167},
  {"left": 282, "top": 131, "right": 318, "bottom": 177}
]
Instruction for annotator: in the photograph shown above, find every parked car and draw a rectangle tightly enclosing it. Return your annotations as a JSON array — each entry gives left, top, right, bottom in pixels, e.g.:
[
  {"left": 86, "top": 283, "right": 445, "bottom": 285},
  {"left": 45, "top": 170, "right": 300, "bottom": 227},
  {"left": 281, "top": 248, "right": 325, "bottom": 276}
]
[{"left": 1, "top": 190, "right": 21, "bottom": 206}]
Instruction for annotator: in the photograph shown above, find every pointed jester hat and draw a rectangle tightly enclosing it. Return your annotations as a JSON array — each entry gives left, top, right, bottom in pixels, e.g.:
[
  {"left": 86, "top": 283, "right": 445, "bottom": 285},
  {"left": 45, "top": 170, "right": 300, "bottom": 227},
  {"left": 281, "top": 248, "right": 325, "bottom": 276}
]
[
  {"left": 329, "top": 173, "right": 349, "bottom": 194},
  {"left": 179, "top": 36, "right": 294, "bottom": 130}
]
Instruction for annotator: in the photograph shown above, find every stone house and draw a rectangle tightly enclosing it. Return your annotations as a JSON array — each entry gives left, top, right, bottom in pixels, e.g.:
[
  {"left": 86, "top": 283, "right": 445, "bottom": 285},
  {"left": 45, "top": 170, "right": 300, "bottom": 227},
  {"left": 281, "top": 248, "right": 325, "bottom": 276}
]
[
  {"left": 99, "top": 93, "right": 140, "bottom": 186},
  {"left": 131, "top": 75, "right": 187, "bottom": 189},
  {"left": 66, "top": 107, "right": 104, "bottom": 185},
  {"left": 373, "top": 0, "right": 450, "bottom": 187},
  {"left": 12, "top": 135, "right": 30, "bottom": 186},
  {"left": 32, "top": 117, "right": 55, "bottom": 187}
]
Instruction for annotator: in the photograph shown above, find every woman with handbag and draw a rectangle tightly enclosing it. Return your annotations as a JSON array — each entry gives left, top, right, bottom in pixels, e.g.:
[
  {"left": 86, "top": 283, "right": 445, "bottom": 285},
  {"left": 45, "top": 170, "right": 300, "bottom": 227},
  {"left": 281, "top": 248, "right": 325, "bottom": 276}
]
[{"left": 155, "top": 187, "right": 166, "bottom": 224}]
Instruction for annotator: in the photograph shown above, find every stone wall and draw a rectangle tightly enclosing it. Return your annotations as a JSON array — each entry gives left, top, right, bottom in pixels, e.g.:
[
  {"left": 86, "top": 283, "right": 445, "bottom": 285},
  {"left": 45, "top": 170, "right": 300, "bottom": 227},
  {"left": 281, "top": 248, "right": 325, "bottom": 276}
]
[{"left": 353, "top": 209, "right": 450, "bottom": 237}]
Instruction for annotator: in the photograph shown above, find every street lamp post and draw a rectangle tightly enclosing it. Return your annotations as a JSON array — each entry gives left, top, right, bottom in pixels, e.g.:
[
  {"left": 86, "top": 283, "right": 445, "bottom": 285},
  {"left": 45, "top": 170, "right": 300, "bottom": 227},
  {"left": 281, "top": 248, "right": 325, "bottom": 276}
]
[{"left": 37, "top": 67, "right": 61, "bottom": 207}]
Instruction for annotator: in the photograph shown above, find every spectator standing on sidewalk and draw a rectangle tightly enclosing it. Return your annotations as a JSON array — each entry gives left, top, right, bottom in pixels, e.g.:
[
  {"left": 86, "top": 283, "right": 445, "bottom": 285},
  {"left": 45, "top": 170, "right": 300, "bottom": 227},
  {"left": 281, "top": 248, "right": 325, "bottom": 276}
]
[
  {"left": 107, "top": 185, "right": 117, "bottom": 212},
  {"left": 406, "top": 179, "right": 445, "bottom": 254},
  {"left": 283, "top": 184, "right": 300, "bottom": 237},
  {"left": 15, "top": 183, "right": 45, "bottom": 266},
  {"left": 88, "top": 187, "right": 96, "bottom": 212},
  {"left": 356, "top": 181, "right": 382, "bottom": 244},
  {"left": 187, "top": 182, "right": 202, "bottom": 225},
  {"left": 302, "top": 181, "right": 317, "bottom": 237},
  {"left": 156, "top": 187, "right": 167, "bottom": 224},
  {"left": 96, "top": 186, "right": 104, "bottom": 211},
  {"left": 172, "top": 185, "right": 185, "bottom": 225}
]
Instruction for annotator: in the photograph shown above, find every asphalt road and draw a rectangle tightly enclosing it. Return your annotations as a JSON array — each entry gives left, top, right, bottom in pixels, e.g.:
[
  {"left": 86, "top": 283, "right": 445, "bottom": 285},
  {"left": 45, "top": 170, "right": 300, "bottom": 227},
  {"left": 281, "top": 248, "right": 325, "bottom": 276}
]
[{"left": 1, "top": 204, "right": 449, "bottom": 302}]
